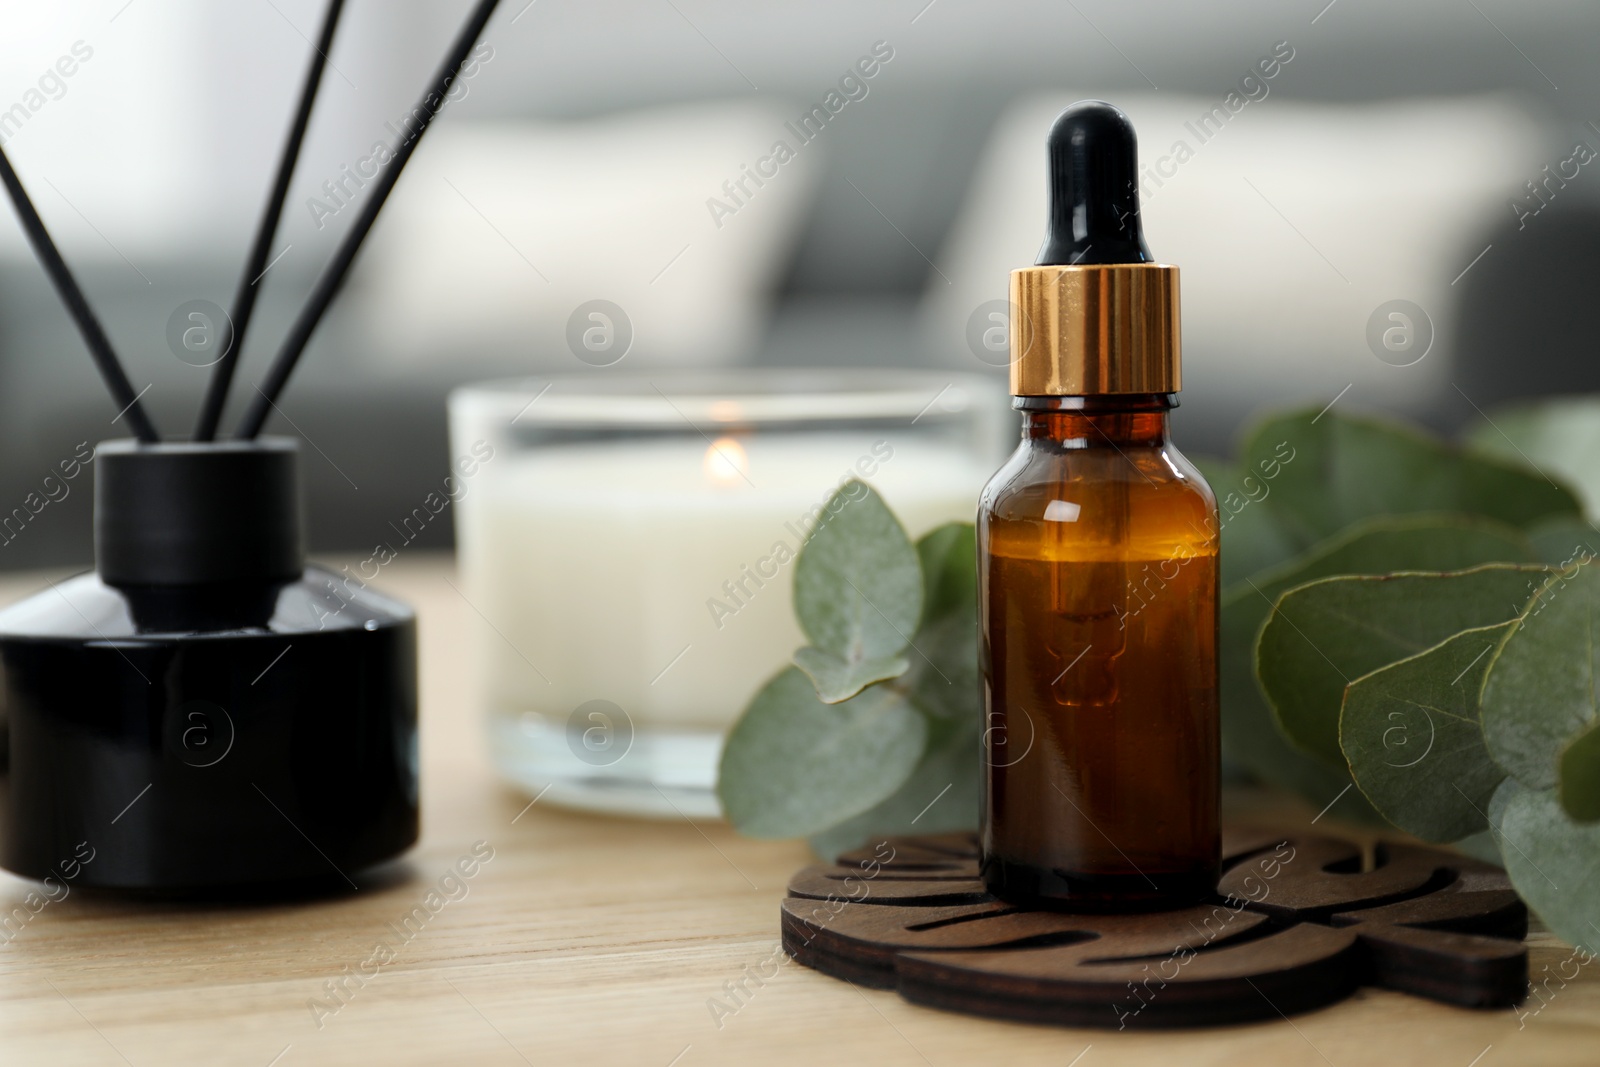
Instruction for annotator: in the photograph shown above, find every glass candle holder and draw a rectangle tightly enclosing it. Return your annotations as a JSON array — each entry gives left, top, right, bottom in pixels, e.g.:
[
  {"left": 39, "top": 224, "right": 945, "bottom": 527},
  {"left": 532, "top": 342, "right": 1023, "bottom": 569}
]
[{"left": 448, "top": 371, "right": 1008, "bottom": 818}]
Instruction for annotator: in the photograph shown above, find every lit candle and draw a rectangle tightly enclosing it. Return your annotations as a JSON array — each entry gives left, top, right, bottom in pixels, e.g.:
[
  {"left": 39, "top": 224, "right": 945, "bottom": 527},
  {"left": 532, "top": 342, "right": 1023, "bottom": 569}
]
[{"left": 450, "top": 375, "right": 1006, "bottom": 816}]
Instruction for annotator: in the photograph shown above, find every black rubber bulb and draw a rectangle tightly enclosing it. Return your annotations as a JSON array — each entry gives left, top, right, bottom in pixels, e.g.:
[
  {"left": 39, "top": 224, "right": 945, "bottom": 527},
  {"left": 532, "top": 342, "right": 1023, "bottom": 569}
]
[{"left": 1036, "top": 100, "right": 1153, "bottom": 266}]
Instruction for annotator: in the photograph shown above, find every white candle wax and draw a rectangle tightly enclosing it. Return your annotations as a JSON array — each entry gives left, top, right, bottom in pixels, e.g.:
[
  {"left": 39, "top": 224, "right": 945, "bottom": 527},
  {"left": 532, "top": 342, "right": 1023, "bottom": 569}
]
[{"left": 460, "top": 432, "right": 990, "bottom": 732}]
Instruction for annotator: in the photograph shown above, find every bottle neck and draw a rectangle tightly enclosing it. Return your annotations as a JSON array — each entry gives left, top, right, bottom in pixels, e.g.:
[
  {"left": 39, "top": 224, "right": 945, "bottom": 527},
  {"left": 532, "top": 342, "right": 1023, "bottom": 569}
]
[{"left": 1015, "top": 393, "right": 1174, "bottom": 447}]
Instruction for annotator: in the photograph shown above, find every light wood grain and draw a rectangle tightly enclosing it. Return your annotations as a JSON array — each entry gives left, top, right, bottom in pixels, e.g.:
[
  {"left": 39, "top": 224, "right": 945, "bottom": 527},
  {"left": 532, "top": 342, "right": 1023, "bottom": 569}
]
[{"left": 0, "top": 554, "right": 1594, "bottom": 1066}]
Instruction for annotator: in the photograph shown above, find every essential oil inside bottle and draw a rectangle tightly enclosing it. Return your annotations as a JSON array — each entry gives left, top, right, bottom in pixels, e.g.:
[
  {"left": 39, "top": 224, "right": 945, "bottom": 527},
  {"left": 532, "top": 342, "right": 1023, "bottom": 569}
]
[{"left": 978, "top": 101, "right": 1220, "bottom": 911}]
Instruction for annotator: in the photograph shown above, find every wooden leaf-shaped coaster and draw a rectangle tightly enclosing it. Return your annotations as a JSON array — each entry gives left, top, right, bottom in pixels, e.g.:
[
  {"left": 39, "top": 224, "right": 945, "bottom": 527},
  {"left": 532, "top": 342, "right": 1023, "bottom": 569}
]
[{"left": 782, "top": 828, "right": 1526, "bottom": 1029}]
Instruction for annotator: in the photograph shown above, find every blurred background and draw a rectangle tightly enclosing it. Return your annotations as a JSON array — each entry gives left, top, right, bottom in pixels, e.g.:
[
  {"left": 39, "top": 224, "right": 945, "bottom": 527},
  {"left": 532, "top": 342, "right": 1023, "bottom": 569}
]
[{"left": 0, "top": 0, "right": 1595, "bottom": 568}]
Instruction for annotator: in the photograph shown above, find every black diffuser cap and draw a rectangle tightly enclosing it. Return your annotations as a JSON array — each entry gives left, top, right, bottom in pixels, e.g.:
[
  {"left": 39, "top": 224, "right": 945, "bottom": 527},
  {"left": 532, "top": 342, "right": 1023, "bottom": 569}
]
[
  {"left": 95, "top": 438, "right": 305, "bottom": 586},
  {"left": 1036, "top": 100, "right": 1153, "bottom": 266}
]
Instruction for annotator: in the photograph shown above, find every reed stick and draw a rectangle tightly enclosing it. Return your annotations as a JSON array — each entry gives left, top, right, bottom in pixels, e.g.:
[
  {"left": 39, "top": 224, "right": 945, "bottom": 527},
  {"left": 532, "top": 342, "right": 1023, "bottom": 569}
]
[
  {"left": 236, "top": 0, "right": 502, "bottom": 439},
  {"left": 0, "top": 146, "right": 159, "bottom": 442},
  {"left": 193, "top": 0, "right": 348, "bottom": 441}
]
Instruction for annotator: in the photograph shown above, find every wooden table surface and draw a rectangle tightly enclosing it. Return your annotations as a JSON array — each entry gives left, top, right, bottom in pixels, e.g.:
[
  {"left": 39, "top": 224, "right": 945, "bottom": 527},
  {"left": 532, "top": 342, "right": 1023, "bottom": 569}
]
[{"left": 0, "top": 554, "right": 1595, "bottom": 1066}]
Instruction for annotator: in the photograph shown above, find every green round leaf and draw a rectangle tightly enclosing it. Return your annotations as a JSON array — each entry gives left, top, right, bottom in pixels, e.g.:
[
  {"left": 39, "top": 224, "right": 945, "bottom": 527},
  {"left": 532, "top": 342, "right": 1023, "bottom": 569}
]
[
  {"left": 1466, "top": 396, "right": 1600, "bottom": 523},
  {"left": 1236, "top": 410, "right": 1339, "bottom": 550},
  {"left": 916, "top": 522, "right": 977, "bottom": 623},
  {"left": 1452, "top": 830, "right": 1502, "bottom": 866},
  {"left": 1198, "top": 456, "right": 1300, "bottom": 588},
  {"left": 1560, "top": 718, "right": 1600, "bottom": 823},
  {"left": 718, "top": 667, "right": 927, "bottom": 838},
  {"left": 793, "top": 647, "right": 909, "bottom": 704},
  {"left": 1240, "top": 408, "right": 1580, "bottom": 555},
  {"left": 1528, "top": 516, "right": 1600, "bottom": 567},
  {"left": 807, "top": 713, "right": 978, "bottom": 860},
  {"left": 903, "top": 523, "right": 981, "bottom": 722},
  {"left": 1491, "top": 779, "right": 1600, "bottom": 955},
  {"left": 1482, "top": 562, "right": 1600, "bottom": 790},
  {"left": 902, "top": 610, "right": 980, "bottom": 721},
  {"left": 1220, "top": 514, "right": 1536, "bottom": 806},
  {"left": 1341, "top": 624, "right": 1512, "bottom": 841},
  {"left": 1260, "top": 565, "right": 1548, "bottom": 765},
  {"left": 793, "top": 480, "right": 923, "bottom": 661}
]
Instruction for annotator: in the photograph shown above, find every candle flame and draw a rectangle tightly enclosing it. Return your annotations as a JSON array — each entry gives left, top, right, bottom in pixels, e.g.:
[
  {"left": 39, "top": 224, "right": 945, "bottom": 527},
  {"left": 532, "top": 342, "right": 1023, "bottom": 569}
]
[{"left": 703, "top": 437, "right": 749, "bottom": 486}]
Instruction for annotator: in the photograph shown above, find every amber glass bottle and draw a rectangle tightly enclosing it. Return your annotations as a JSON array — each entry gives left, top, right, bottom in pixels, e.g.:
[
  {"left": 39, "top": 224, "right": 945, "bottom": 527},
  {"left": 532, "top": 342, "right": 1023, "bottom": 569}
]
[{"left": 978, "top": 101, "right": 1220, "bottom": 911}]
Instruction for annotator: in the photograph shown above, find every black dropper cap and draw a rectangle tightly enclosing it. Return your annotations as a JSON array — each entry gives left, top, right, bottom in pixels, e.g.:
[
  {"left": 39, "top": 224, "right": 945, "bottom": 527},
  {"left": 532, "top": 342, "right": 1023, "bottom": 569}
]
[
  {"left": 1036, "top": 100, "right": 1153, "bottom": 266},
  {"left": 95, "top": 439, "right": 305, "bottom": 586}
]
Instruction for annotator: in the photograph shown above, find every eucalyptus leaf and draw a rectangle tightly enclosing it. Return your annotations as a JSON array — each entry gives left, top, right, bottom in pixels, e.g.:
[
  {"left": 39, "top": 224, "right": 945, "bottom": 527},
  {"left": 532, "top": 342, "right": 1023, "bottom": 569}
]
[
  {"left": 1528, "top": 515, "right": 1600, "bottom": 567},
  {"left": 1236, "top": 517, "right": 1538, "bottom": 603},
  {"left": 793, "top": 647, "right": 910, "bottom": 704},
  {"left": 793, "top": 479, "right": 923, "bottom": 668},
  {"left": 901, "top": 523, "right": 981, "bottom": 721},
  {"left": 1191, "top": 456, "right": 1231, "bottom": 495},
  {"left": 1453, "top": 830, "right": 1503, "bottom": 866},
  {"left": 1490, "top": 778, "right": 1600, "bottom": 955},
  {"left": 1340, "top": 623, "right": 1513, "bottom": 841},
  {"left": 903, "top": 610, "right": 980, "bottom": 721},
  {"left": 1560, "top": 718, "right": 1600, "bottom": 823},
  {"left": 917, "top": 522, "right": 977, "bottom": 624},
  {"left": 1197, "top": 457, "right": 1300, "bottom": 587},
  {"left": 1456, "top": 447, "right": 1584, "bottom": 531},
  {"left": 1465, "top": 396, "right": 1600, "bottom": 522},
  {"left": 1482, "top": 562, "right": 1600, "bottom": 791},
  {"left": 1239, "top": 409, "right": 1580, "bottom": 555},
  {"left": 1259, "top": 565, "right": 1549, "bottom": 765},
  {"left": 807, "top": 714, "right": 978, "bottom": 860},
  {"left": 1220, "top": 514, "right": 1536, "bottom": 810},
  {"left": 718, "top": 667, "right": 927, "bottom": 838},
  {"left": 1237, "top": 412, "right": 1335, "bottom": 549}
]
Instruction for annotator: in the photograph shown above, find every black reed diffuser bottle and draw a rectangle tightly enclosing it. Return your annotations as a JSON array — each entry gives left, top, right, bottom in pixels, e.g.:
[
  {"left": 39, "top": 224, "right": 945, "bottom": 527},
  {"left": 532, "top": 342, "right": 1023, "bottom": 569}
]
[
  {"left": 0, "top": 440, "right": 418, "bottom": 892},
  {"left": 0, "top": 0, "right": 505, "bottom": 892}
]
